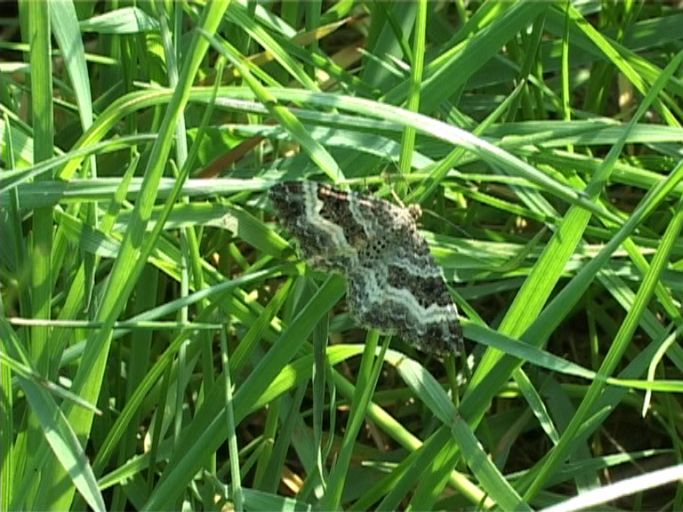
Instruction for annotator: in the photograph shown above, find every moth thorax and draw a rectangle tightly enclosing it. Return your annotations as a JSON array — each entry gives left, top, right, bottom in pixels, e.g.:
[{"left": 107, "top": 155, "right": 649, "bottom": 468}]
[{"left": 408, "top": 204, "right": 422, "bottom": 220}]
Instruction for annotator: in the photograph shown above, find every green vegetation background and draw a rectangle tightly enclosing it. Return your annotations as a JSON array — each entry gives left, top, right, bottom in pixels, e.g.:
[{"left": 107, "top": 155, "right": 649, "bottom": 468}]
[{"left": 1, "top": 1, "right": 683, "bottom": 510}]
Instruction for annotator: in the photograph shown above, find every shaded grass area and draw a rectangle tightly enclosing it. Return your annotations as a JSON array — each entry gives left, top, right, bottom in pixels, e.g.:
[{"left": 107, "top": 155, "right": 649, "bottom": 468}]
[{"left": 1, "top": 1, "right": 683, "bottom": 510}]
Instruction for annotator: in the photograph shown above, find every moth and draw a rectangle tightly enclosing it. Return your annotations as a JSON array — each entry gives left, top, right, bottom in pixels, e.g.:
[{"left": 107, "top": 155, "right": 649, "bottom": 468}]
[{"left": 270, "top": 181, "right": 463, "bottom": 355}]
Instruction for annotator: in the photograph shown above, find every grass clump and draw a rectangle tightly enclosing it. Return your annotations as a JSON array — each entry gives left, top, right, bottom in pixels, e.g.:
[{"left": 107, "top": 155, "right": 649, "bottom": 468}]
[{"left": 1, "top": 2, "right": 683, "bottom": 510}]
